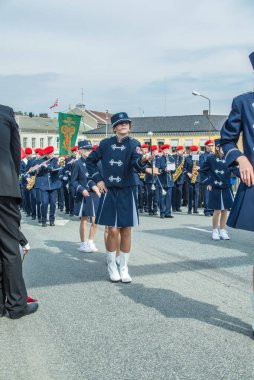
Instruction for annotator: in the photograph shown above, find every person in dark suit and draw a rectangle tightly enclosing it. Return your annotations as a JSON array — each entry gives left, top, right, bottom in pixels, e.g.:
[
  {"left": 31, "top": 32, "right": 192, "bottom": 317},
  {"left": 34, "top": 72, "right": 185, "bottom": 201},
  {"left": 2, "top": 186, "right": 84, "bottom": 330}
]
[{"left": 0, "top": 104, "right": 38, "bottom": 319}]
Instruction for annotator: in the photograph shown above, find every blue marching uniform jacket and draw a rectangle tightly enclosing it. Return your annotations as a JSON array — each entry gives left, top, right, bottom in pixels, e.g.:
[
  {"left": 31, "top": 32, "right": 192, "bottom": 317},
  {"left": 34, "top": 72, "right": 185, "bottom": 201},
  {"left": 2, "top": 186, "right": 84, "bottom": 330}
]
[
  {"left": 86, "top": 135, "right": 146, "bottom": 227},
  {"left": 156, "top": 155, "right": 175, "bottom": 188},
  {"left": 199, "top": 155, "right": 238, "bottom": 210},
  {"left": 71, "top": 156, "right": 99, "bottom": 217},
  {"left": 37, "top": 157, "right": 61, "bottom": 190},
  {"left": 220, "top": 91, "right": 254, "bottom": 231}
]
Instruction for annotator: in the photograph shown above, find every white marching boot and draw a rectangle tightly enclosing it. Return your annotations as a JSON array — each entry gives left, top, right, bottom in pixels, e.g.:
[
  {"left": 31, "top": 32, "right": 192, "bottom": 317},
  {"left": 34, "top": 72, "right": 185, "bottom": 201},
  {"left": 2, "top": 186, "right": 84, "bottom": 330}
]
[
  {"left": 106, "top": 252, "right": 121, "bottom": 282},
  {"left": 119, "top": 252, "right": 132, "bottom": 283},
  {"left": 251, "top": 294, "right": 254, "bottom": 337}
]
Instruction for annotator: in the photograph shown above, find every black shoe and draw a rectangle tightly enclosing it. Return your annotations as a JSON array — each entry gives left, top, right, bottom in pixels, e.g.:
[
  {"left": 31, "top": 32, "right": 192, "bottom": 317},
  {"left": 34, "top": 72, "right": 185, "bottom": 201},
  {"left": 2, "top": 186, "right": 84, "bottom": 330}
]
[
  {"left": 50, "top": 222, "right": 55, "bottom": 226},
  {"left": 165, "top": 215, "right": 174, "bottom": 218},
  {"left": 149, "top": 212, "right": 154, "bottom": 216},
  {"left": 160, "top": 215, "right": 165, "bottom": 219},
  {"left": 176, "top": 209, "right": 182, "bottom": 212},
  {"left": 60, "top": 209, "right": 64, "bottom": 212},
  {"left": 172, "top": 209, "right": 176, "bottom": 212},
  {"left": 31, "top": 216, "right": 36, "bottom": 220},
  {"left": 0, "top": 309, "right": 6, "bottom": 318},
  {"left": 193, "top": 210, "right": 199, "bottom": 214},
  {"left": 69, "top": 214, "right": 74, "bottom": 217},
  {"left": 65, "top": 211, "right": 70, "bottom": 214},
  {"left": 139, "top": 208, "right": 144, "bottom": 213},
  {"left": 188, "top": 210, "right": 192, "bottom": 214},
  {"left": 153, "top": 211, "right": 158, "bottom": 215},
  {"left": 42, "top": 223, "right": 47, "bottom": 227},
  {"left": 9, "top": 303, "right": 39, "bottom": 320}
]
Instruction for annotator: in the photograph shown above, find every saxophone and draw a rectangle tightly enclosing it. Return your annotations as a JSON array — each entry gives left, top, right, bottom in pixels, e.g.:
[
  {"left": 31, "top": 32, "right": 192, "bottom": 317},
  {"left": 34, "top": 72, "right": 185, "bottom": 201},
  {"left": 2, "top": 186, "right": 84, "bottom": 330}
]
[
  {"left": 173, "top": 157, "right": 184, "bottom": 182},
  {"left": 191, "top": 160, "right": 198, "bottom": 184}
]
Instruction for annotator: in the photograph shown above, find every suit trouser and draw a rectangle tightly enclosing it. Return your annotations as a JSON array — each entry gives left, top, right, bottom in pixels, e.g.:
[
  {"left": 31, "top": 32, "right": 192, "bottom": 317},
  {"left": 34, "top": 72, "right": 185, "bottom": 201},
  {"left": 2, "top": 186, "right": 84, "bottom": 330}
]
[
  {"left": 36, "top": 188, "right": 42, "bottom": 222},
  {"left": 137, "top": 184, "right": 145, "bottom": 210},
  {"left": 146, "top": 183, "right": 159, "bottom": 212},
  {"left": 0, "top": 197, "right": 27, "bottom": 314},
  {"left": 69, "top": 185, "right": 75, "bottom": 214},
  {"left": 159, "top": 187, "right": 173, "bottom": 216},
  {"left": 202, "top": 185, "right": 213, "bottom": 214},
  {"left": 172, "top": 183, "right": 183, "bottom": 210},
  {"left": 63, "top": 185, "right": 70, "bottom": 213},
  {"left": 187, "top": 182, "right": 200, "bottom": 211},
  {"left": 24, "top": 187, "right": 31, "bottom": 215},
  {"left": 30, "top": 188, "right": 37, "bottom": 218},
  {"left": 57, "top": 187, "right": 64, "bottom": 210},
  {"left": 41, "top": 189, "right": 57, "bottom": 223}
]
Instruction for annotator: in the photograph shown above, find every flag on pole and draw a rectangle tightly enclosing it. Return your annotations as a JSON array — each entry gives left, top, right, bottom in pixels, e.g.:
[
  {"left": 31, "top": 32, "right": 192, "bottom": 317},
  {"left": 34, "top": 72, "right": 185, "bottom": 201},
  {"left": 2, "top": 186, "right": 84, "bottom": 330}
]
[
  {"left": 58, "top": 112, "right": 81, "bottom": 155},
  {"left": 50, "top": 99, "right": 58, "bottom": 109}
]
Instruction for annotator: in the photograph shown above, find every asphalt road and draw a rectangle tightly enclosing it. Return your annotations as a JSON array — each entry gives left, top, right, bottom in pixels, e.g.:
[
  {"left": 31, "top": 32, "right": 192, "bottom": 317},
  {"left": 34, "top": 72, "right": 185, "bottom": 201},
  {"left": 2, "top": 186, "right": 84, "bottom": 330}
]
[{"left": 1, "top": 208, "right": 254, "bottom": 380}]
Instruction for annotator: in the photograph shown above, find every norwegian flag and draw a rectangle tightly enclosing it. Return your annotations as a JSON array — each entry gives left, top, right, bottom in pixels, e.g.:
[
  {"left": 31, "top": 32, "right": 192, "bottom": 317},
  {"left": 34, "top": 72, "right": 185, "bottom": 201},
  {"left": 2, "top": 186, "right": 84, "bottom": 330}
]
[{"left": 49, "top": 99, "right": 58, "bottom": 109}]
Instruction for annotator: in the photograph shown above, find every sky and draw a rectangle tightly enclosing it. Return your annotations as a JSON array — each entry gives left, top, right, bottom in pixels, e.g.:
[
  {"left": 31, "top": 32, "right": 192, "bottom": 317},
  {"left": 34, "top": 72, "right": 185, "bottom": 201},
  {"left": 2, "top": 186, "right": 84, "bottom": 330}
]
[{"left": 0, "top": 0, "right": 253, "bottom": 117}]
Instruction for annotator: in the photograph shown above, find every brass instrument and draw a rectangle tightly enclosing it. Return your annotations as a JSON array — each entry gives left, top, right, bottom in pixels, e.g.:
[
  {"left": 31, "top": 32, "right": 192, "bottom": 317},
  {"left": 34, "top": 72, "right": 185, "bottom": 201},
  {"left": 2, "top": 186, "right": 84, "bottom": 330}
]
[
  {"left": 173, "top": 157, "right": 184, "bottom": 182},
  {"left": 58, "top": 157, "right": 66, "bottom": 167},
  {"left": 25, "top": 157, "right": 54, "bottom": 190},
  {"left": 191, "top": 160, "right": 198, "bottom": 184},
  {"left": 139, "top": 172, "right": 145, "bottom": 181}
]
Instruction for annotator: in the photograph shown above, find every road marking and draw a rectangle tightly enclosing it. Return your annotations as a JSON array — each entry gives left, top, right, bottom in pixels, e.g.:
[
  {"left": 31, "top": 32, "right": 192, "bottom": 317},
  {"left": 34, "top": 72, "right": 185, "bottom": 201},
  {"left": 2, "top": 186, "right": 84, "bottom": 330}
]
[
  {"left": 187, "top": 227, "right": 211, "bottom": 233},
  {"left": 55, "top": 220, "right": 70, "bottom": 226},
  {"left": 84, "top": 259, "right": 97, "bottom": 263}
]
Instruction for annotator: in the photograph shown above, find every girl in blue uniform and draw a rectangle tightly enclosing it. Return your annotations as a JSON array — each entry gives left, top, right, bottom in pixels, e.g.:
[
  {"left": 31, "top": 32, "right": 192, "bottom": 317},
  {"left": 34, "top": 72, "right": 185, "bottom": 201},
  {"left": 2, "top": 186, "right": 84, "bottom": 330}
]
[
  {"left": 86, "top": 112, "right": 150, "bottom": 283},
  {"left": 200, "top": 139, "right": 237, "bottom": 240},
  {"left": 220, "top": 51, "right": 254, "bottom": 336},
  {"left": 71, "top": 140, "right": 100, "bottom": 253}
]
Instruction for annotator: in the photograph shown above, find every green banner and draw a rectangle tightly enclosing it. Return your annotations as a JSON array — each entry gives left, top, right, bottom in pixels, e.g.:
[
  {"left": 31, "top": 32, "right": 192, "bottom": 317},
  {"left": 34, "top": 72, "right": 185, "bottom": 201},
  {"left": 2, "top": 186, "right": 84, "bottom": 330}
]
[{"left": 58, "top": 112, "right": 81, "bottom": 155}]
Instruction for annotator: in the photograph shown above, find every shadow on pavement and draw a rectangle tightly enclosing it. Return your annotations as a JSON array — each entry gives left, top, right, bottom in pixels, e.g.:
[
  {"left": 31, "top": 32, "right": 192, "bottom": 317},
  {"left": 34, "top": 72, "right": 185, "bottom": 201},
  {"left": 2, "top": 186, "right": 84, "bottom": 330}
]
[{"left": 118, "top": 283, "right": 251, "bottom": 338}]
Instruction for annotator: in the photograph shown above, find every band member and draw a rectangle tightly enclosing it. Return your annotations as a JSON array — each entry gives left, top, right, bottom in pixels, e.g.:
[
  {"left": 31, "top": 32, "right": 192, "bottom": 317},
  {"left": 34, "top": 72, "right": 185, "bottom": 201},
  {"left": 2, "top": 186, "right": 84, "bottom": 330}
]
[
  {"left": 65, "top": 146, "right": 79, "bottom": 216},
  {"left": 138, "top": 143, "right": 149, "bottom": 212},
  {"left": 172, "top": 145, "right": 185, "bottom": 212},
  {"left": 199, "top": 139, "right": 214, "bottom": 216},
  {"left": 183, "top": 145, "right": 200, "bottom": 214},
  {"left": 27, "top": 148, "right": 44, "bottom": 224},
  {"left": 156, "top": 144, "right": 175, "bottom": 218},
  {"left": 86, "top": 112, "right": 150, "bottom": 283},
  {"left": 37, "top": 146, "right": 61, "bottom": 227},
  {"left": 20, "top": 147, "right": 33, "bottom": 216},
  {"left": 220, "top": 51, "right": 254, "bottom": 335},
  {"left": 71, "top": 140, "right": 100, "bottom": 253},
  {"left": 199, "top": 139, "right": 236, "bottom": 240},
  {"left": 144, "top": 145, "right": 159, "bottom": 215}
]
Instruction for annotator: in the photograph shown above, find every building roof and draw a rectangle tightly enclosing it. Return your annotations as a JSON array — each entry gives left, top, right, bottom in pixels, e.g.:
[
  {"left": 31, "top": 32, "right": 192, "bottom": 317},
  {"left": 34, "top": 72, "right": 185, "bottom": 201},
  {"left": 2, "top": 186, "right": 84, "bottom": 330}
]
[
  {"left": 85, "top": 115, "right": 227, "bottom": 136},
  {"left": 16, "top": 114, "right": 92, "bottom": 133}
]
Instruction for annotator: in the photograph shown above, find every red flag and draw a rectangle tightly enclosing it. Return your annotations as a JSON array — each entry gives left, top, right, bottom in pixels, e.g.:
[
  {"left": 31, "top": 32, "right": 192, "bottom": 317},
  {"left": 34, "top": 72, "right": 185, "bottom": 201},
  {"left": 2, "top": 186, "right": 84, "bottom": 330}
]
[
  {"left": 21, "top": 147, "right": 26, "bottom": 160},
  {"left": 50, "top": 99, "right": 58, "bottom": 109}
]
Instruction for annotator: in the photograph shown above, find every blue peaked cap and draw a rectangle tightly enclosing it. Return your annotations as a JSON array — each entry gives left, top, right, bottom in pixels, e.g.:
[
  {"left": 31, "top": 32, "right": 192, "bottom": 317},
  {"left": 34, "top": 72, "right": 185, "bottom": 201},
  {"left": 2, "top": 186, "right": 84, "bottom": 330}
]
[
  {"left": 78, "top": 140, "right": 93, "bottom": 150},
  {"left": 249, "top": 51, "right": 254, "bottom": 70},
  {"left": 111, "top": 112, "right": 131, "bottom": 127},
  {"left": 214, "top": 138, "right": 221, "bottom": 146}
]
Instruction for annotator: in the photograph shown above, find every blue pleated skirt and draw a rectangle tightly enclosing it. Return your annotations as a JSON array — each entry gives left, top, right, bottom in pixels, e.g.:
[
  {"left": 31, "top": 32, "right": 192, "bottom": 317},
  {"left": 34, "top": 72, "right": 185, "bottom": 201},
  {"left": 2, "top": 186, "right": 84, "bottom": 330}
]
[
  {"left": 74, "top": 191, "right": 100, "bottom": 217},
  {"left": 208, "top": 187, "right": 234, "bottom": 210},
  {"left": 95, "top": 186, "right": 139, "bottom": 227},
  {"left": 227, "top": 182, "right": 254, "bottom": 232}
]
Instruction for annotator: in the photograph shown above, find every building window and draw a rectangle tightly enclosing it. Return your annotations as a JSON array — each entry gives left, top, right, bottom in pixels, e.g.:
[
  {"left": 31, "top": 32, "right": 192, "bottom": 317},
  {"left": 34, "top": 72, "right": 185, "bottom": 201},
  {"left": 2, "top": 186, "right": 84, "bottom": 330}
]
[
  {"left": 184, "top": 139, "right": 193, "bottom": 149},
  {"left": 23, "top": 137, "right": 28, "bottom": 148},
  {"left": 48, "top": 136, "right": 53, "bottom": 146},
  {"left": 40, "top": 138, "right": 44, "bottom": 148},
  {"left": 170, "top": 139, "right": 179, "bottom": 152},
  {"left": 31, "top": 138, "right": 36, "bottom": 148},
  {"left": 157, "top": 139, "right": 165, "bottom": 148},
  {"left": 199, "top": 138, "right": 207, "bottom": 152}
]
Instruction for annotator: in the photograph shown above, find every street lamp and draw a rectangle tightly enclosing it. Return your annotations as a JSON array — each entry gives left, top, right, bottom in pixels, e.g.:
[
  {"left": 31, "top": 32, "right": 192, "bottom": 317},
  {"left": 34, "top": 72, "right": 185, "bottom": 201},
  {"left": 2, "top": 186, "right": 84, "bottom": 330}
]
[
  {"left": 105, "top": 109, "right": 109, "bottom": 138},
  {"left": 192, "top": 91, "right": 211, "bottom": 138}
]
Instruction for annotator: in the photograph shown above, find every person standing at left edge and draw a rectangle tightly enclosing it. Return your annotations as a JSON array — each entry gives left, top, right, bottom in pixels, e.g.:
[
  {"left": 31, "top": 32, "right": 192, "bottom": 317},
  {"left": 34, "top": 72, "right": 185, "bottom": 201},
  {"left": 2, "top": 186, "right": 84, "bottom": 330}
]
[
  {"left": 86, "top": 112, "right": 151, "bottom": 283},
  {"left": 0, "top": 104, "right": 38, "bottom": 319},
  {"left": 220, "top": 51, "right": 254, "bottom": 336}
]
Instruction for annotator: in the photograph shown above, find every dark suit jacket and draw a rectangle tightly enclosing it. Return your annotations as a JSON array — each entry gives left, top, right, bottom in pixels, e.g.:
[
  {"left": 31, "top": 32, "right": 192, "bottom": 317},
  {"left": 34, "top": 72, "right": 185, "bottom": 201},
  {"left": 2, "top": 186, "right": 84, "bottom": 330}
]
[{"left": 0, "top": 104, "right": 21, "bottom": 197}]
